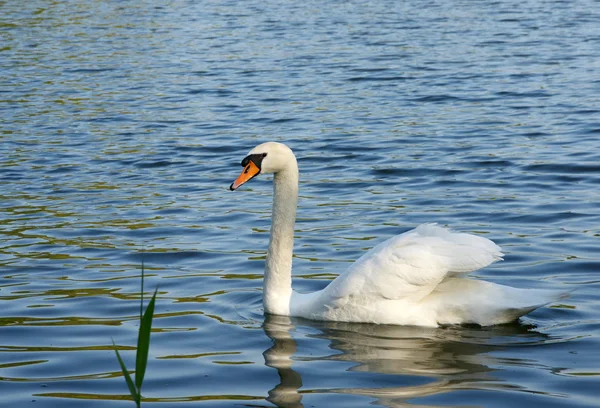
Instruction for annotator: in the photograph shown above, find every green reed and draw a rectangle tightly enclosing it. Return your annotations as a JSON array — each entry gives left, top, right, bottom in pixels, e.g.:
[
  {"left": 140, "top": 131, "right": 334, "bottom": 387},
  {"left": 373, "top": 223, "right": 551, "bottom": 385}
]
[{"left": 112, "top": 259, "right": 157, "bottom": 407}]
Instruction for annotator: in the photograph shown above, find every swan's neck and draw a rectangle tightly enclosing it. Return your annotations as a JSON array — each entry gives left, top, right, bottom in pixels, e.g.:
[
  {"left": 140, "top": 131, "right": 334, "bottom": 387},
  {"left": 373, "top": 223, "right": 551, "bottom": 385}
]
[{"left": 264, "top": 166, "right": 298, "bottom": 316}]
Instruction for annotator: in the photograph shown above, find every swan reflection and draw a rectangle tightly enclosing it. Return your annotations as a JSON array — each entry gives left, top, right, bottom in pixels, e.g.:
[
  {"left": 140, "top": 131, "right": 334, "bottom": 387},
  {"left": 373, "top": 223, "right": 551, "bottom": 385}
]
[{"left": 262, "top": 315, "right": 548, "bottom": 407}]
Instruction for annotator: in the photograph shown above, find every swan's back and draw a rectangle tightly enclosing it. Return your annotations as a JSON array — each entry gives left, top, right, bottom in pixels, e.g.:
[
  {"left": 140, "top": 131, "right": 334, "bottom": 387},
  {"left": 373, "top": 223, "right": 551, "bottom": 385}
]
[{"left": 291, "top": 224, "right": 561, "bottom": 326}]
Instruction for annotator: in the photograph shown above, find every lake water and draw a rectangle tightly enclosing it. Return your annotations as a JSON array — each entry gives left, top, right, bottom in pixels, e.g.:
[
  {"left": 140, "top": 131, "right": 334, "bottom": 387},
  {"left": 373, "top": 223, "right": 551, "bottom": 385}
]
[{"left": 2, "top": 0, "right": 600, "bottom": 406}]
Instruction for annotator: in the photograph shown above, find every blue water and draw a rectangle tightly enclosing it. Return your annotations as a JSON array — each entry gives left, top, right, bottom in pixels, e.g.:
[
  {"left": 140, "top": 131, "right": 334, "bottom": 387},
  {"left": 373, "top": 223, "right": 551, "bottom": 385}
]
[{"left": 2, "top": 0, "right": 600, "bottom": 406}]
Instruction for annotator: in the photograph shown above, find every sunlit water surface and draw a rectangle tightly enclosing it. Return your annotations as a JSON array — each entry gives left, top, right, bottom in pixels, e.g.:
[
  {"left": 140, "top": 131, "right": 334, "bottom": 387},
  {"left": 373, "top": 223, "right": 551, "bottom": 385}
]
[{"left": 2, "top": 0, "right": 600, "bottom": 407}]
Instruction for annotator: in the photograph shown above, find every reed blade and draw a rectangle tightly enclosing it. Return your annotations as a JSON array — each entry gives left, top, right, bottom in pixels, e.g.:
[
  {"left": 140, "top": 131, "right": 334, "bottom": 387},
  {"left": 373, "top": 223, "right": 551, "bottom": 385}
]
[
  {"left": 135, "top": 287, "right": 157, "bottom": 391},
  {"left": 112, "top": 339, "right": 140, "bottom": 406},
  {"left": 140, "top": 255, "right": 145, "bottom": 322}
]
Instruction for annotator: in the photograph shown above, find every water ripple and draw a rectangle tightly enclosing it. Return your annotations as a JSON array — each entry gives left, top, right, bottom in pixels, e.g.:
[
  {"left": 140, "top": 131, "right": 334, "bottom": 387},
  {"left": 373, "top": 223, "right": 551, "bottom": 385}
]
[{"left": 1, "top": 0, "right": 600, "bottom": 407}]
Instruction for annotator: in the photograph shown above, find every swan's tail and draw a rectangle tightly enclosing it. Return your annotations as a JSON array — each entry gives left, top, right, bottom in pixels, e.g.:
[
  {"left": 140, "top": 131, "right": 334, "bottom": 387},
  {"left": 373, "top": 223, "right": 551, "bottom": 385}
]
[{"left": 423, "top": 278, "right": 567, "bottom": 326}]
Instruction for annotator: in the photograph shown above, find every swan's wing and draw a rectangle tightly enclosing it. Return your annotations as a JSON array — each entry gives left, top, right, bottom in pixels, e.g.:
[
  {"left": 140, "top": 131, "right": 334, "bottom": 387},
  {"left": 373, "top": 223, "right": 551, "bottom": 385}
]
[{"left": 323, "top": 224, "right": 504, "bottom": 301}]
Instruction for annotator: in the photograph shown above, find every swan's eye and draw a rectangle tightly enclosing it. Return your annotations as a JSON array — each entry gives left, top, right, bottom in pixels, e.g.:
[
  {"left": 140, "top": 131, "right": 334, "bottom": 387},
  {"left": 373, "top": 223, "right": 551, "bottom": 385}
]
[{"left": 240, "top": 153, "right": 266, "bottom": 170}]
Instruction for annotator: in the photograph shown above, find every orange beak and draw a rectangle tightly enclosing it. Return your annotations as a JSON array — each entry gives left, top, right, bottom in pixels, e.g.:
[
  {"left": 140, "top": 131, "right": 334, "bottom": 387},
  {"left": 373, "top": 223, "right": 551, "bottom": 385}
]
[{"left": 230, "top": 160, "right": 261, "bottom": 190}]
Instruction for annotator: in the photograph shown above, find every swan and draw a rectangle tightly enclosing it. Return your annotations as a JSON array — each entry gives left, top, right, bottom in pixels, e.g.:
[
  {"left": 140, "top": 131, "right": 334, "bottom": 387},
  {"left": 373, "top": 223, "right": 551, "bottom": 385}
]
[{"left": 230, "top": 142, "right": 561, "bottom": 327}]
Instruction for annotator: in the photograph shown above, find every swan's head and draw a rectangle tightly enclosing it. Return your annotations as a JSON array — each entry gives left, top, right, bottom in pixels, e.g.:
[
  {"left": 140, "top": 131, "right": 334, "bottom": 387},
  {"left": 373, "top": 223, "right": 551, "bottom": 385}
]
[{"left": 230, "top": 142, "right": 295, "bottom": 191}]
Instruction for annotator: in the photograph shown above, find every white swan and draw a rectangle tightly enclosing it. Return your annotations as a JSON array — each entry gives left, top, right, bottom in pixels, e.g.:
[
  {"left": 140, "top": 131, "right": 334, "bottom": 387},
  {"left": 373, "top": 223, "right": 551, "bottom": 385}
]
[{"left": 230, "top": 142, "right": 561, "bottom": 327}]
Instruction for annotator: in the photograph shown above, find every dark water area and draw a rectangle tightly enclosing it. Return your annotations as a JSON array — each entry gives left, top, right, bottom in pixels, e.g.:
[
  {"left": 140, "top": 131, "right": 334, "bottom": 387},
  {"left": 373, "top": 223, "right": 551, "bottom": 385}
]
[{"left": 1, "top": 0, "right": 600, "bottom": 406}]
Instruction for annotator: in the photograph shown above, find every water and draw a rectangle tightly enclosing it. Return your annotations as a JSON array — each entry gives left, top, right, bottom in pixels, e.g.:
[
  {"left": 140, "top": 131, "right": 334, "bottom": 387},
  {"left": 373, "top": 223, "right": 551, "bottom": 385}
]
[{"left": 1, "top": 0, "right": 600, "bottom": 406}]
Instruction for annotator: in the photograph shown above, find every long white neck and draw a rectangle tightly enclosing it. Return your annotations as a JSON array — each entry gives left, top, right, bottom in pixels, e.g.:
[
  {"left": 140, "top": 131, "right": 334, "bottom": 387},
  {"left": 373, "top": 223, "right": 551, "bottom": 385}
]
[{"left": 263, "top": 163, "right": 298, "bottom": 316}]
